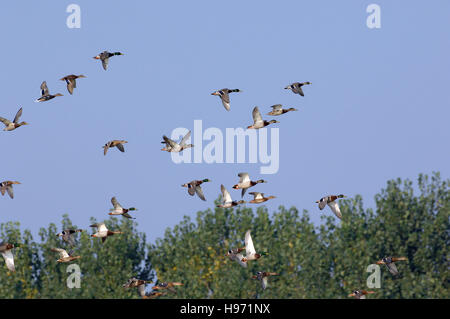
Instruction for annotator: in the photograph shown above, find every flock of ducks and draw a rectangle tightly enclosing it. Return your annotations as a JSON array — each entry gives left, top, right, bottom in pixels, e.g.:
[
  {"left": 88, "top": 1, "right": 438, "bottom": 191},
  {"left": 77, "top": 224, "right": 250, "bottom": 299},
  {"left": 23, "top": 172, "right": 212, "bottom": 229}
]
[{"left": 0, "top": 50, "right": 408, "bottom": 299}]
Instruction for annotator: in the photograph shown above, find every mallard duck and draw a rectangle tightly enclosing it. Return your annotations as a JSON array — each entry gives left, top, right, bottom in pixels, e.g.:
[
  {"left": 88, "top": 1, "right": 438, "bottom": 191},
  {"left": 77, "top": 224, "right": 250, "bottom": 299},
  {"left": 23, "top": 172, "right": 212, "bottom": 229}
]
[
  {"left": 56, "top": 229, "right": 83, "bottom": 247},
  {"left": 315, "top": 194, "right": 346, "bottom": 219},
  {"left": 152, "top": 282, "right": 183, "bottom": 294},
  {"left": 241, "top": 230, "right": 268, "bottom": 263},
  {"left": 90, "top": 223, "right": 123, "bottom": 243},
  {"left": 93, "top": 51, "right": 124, "bottom": 70},
  {"left": 217, "top": 184, "right": 246, "bottom": 208},
  {"left": 248, "top": 192, "right": 276, "bottom": 204},
  {"left": 0, "top": 107, "right": 28, "bottom": 131},
  {"left": 376, "top": 256, "right": 407, "bottom": 276},
  {"left": 225, "top": 248, "right": 247, "bottom": 268},
  {"left": 103, "top": 140, "right": 128, "bottom": 156},
  {"left": 348, "top": 290, "right": 375, "bottom": 299},
  {"left": 123, "top": 277, "right": 153, "bottom": 298},
  {"left": 181, "top": 179, "right": 210, "bottom": 201},
  {"left": 247, "top": 106, "right": 279, "bottom": 129},
  {"left": 60, "top": 74, "right": 86, "bottom": 95},
  {"left": 232, "top": 173, "right": 267, "bottom": 197},
  {"left": 161, "top": 130, "right": 193, "bottom": 152},
  {"left": 0, "top": 242, "right": 16, "bottom": 272},
  {"left": 252, "top": 271, "right": 278, "bottom": 290},
  {"left": 109, "top": 196, "right": 137, "bottom": 219},
  {"left": 267, "top": 104, "right": 298, "bottom": 116},
  {"left": 0, "top": 181, "right": 21, "bottom": 199},
  {"left": 50, "top": 248, "right": 81, "bottom": 263},
  {"left": 211, "top": 88, "right": 241, "bottom": 111},
  {"left": 284, "top": 82, "right": 311, "bottom": 96},
  {"left": 35, "top": 81, "right": 63, "bottom": 102}
]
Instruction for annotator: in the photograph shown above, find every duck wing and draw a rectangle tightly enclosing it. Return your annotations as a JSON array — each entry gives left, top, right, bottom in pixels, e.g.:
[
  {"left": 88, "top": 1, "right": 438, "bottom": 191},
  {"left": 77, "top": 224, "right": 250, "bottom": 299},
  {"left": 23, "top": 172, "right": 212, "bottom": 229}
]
[
  {"left": 13, "top": 108, "right": 23, "bottom": 124},
  {"left": 195, "top": 185, "right": 206, "bottom": 201},
  {"left": 252, "top": 107, "right": 264, "bottom": 126},
  {"left": 40, "top": 81, "right": 49, "bottom": 96},
  {"left": 245, "top": 230, "right": 256, "bottom": 256},
  {"left": 221, "top": 184, "right": 232, "bottom": 204},
  {"left": 179, "top": 130, "right": 191, "bottom": 146},
  {"left": 0, "top": 117, "right": 11, "bottom": 126},
  {"left": 1, "top": 250, "right": 15, "bottom": 272},
  {"left": 327, "top": 201, "right": 342, "bottom": 219},
  {"left": 220, "top": 91, "right": 231, "bottom": 111},
  {"left": 51, "top": 248, "right": 69, "bottom": 259},
  {"left": 6, "top": 186, "right": 14, "bottom": 199},
  {"left": 386, "top": 262, "right": 399, "bottom": 276},
  {"left": 116, "top": 143, "right": 125, "bottom": 152},
  {"left": 111, "top": 197, "right": 122, "bottom": 209}
]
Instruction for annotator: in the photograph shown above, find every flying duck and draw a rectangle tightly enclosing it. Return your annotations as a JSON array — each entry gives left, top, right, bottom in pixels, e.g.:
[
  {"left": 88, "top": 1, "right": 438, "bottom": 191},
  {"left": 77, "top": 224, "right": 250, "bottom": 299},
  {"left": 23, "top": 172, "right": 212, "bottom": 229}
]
[
  {"left": 109, "top": 196, "right": 138, "bottom": 219},
  {"left": 267, "top": 104, "right": 298, "bottom": 116},
  {"left": 211, "top": 88, "right": 241, "bottom": 111},
  {"left": 181, "top": 179, "right": 211, "bottom": 201},
  {"left": 248, "top": 192, "right": 276, "bottom": 204},
  {"left": 103, "top": 140, "right": 128, "bottom": 156},
  {"left": 56, "top": 229, "right": 83, "bottom": 247},
  {"left": 241, "top": 230, "right": 268, "bottom": 263},
  {"left": 161, "top": 130, "right": 193, "bottom": 153},
  {"left": 60, "top": 74, "right": 86, "bottom": 95},
  {"left": 284, "top": 82, "right": 311, "bottom": 96},
  {"left": 90, "top": 223, "right": 123, "bottom": 243},
  {"left": 0, "top": 181, "right": 21, "bottom": 199},
  {"left": 51, "top": 248, "right": 81, "bottom": 263},
  {"left": 217, "top": 184, "right": 246, "bottom": 208},
  {"left": 35, "top": 81, "right": 63, "bottom": 102},
  {"left": 315, "top": 194, "right": 346, "bottom": 219},
  {"left": 232, "top": 173, "right": 266, "bottom": 197},
  {"left": 93, "top": 51, "right": 124, "bottom": 70},
  {"left": 376, "top": 256, "right": 407, "bottom": 276},
  {"left": 252, "top": 271, "right": 278, "bottom": 290},
  {"left": 0, "top": 107, "right": 28, "bottom": 131}
]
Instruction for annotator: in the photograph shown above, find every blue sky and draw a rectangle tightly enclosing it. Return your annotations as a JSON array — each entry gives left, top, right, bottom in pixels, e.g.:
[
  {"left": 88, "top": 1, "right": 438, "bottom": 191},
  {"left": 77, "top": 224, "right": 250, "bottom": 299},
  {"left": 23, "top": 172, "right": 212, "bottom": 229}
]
[{"left": 1, "top": 1, "right": 449, "bottom": 242}]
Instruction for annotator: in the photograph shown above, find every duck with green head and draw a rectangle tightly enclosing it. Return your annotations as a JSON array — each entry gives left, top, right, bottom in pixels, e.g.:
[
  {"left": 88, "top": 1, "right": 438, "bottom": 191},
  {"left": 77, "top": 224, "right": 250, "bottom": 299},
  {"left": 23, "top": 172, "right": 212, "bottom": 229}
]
[
  {"left": 181, "top": 179, "right": 211, "bottom": 201},
  {"left": 109, "top": 196, "right": 138, "bottom": 219},
  {"left": 93, "top": 51, "right": 124, "bottom": 70},
  {"left": 241, "top": 230, "right": 268, "bottom": 263}
]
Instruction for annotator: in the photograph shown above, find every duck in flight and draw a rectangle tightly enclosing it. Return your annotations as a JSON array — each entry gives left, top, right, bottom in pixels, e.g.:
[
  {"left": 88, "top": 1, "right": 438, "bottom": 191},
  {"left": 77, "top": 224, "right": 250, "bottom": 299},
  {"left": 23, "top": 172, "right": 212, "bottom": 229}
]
[
  {"left": 181, "top": 179, "right": 211, "bottom": 201},
  {"left": 0, "top": 107, "right": 28, "bottom": 131},
  {"left": 103, "top": 140, "right": 128, "bottom": 156},
  {"left": 232, "top": 173, "right": 267, "bottom": 197},
  {"left": 315, "top": 194, "right": 346, "bottom": 219},
  {"left": 0, "top": 181, "right": 21, "bottom": 199},
  {"left": 60, "top": 74, "right": 86, "bottom": 95},
  {"left": 211, "top": 88, "right": 241, "bottom": 111},
  {"left": 217, "top": 184, "right": 246, "bottom": 208},
  {"left": 284, "top": 82, "right": 311, "bottom": 96},
  {"left": 93, "top": 51, "right": 124, "bottom": 70},
  {"left": 161, "top": 130, "right": 193, "bottom": 153},
  {"left": 267, "top": 104, "right": 298, "bottom": 116},
  {"left": 109, "top": 196, "right": 138, "bottom": 219},
  {"left": 35, "top": 81, "right": 63, "bottom": 102}
]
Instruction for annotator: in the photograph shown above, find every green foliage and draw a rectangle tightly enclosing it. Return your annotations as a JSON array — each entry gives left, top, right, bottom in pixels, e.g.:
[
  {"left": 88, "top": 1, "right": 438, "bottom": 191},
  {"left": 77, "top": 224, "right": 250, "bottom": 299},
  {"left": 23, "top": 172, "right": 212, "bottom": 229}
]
[
  {"left": 0, "top": 173, "right": 448, "bottom": 298},
  {"left": 0, "top": 216, "right": 152, "bottom": 298}
]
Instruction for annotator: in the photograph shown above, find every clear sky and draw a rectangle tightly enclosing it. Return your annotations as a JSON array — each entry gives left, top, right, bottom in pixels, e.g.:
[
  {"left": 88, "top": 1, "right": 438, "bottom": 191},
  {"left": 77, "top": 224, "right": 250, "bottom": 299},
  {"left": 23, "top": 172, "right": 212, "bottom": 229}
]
[{"left": 1, "top": 1, "right": 449, "bottom": 242}]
